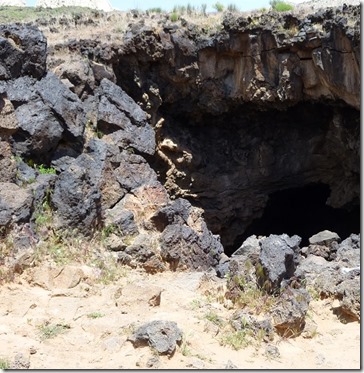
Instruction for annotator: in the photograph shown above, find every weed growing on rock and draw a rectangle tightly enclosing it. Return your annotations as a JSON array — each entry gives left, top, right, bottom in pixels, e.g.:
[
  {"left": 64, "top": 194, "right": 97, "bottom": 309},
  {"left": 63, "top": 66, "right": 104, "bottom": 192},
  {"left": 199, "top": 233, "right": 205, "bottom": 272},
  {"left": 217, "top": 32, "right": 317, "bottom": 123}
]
[
  {"left": 37, "top": 164, "right": 56, "bottom": 175},
  {"left": 101, "top": 224, "right": 117, "bottom": 240}
]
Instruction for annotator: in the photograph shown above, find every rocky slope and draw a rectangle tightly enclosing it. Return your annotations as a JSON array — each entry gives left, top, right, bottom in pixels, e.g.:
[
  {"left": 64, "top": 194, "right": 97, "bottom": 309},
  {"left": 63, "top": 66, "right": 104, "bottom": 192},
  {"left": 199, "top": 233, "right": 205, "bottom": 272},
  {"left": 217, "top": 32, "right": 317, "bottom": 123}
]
[{"left": 0, "top": 6, "right": 360, "bottom": 368}]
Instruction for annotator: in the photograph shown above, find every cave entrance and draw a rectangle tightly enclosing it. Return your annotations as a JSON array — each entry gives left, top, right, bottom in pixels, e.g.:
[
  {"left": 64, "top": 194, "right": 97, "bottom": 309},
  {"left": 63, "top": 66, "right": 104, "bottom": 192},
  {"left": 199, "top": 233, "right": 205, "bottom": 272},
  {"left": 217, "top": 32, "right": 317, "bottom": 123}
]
[{"left": 230, "top": 183, "right": 360, "bottom": 254}]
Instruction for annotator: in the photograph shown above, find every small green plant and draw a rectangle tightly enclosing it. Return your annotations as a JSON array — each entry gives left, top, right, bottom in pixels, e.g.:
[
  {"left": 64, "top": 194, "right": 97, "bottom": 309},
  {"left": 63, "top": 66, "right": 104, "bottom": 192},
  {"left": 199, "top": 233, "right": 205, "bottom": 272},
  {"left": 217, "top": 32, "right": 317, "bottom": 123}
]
[
  {"left": 0, "top": 357, "right": 10, "bottom": 369},
  {"left": 180, "top": 335, "right": 192, "bottom": 356},
  {"left": 189, "top": 299, "right": 202, "bottom": 310},
  {"left": 220, "top": 330, "right": 250, "bottom": 350},
  {"left": 213, "top": 2, "right": 224, "bottom": 12},
  {"left": 170, "top": 11, "right": 179, "bottom": 22},
  {"left": 205, "top": 311, "right": 224, "bottom": 327},
  {"left": 307, "top": 286, "right": 321, "bottom": 301},
  {"left": 34, "top": 190, "right": 53, "bottom": 230},
  {"left": 38, "top": 322, "right": 70, "bottom": 340},
  {"left": 48, "top": 244, "right": 73, "bottom": 265},
  {"left": 101, "top": 224, "right": 116, "bottom": 240},
  {"left": 87, "top": 312, "right": 105, "bottom": 319},
  {"left": 37, "top": 164, "right": 57, "bottom": 175},
  {"left": 270, "top": 0, "right": 294, "bottom": 12}
]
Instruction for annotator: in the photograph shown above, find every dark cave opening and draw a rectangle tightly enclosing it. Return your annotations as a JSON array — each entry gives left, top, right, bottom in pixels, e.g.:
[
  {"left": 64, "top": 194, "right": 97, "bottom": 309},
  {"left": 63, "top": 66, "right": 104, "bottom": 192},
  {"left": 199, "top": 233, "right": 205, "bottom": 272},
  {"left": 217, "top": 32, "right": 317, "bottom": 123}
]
[{"left": 228, "top": 183, "right": 360, "bottom": 255}]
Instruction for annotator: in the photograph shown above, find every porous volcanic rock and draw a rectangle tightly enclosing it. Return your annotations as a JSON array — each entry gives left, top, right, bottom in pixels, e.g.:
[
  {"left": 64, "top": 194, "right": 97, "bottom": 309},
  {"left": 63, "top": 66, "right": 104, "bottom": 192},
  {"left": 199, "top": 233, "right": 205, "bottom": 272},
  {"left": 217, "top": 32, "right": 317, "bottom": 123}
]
[
  {"left": 129, "top": 320, "right": 183, "bottom": 355},
  {"left": 0, "top": 24, "right": 46, "bottom": 80},
  {"left": 258, "top": 234, "right": 301, "bottom": 293}
]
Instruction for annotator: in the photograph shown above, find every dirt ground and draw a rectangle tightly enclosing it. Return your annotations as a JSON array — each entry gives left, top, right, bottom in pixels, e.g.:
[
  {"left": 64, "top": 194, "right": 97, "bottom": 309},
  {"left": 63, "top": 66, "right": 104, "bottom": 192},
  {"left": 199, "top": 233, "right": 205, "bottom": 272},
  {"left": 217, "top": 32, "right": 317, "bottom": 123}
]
[{"left": 0, "top": 264, "right": 360, "bottom": 369}]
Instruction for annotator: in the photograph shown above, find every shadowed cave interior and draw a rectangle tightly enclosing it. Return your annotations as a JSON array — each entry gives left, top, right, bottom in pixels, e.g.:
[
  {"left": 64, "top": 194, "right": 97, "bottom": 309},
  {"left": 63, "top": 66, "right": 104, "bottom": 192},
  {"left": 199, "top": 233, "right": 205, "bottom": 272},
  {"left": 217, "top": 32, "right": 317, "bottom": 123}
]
[{"left": 229, "top": 183, "right": 360, "bottom": 255}]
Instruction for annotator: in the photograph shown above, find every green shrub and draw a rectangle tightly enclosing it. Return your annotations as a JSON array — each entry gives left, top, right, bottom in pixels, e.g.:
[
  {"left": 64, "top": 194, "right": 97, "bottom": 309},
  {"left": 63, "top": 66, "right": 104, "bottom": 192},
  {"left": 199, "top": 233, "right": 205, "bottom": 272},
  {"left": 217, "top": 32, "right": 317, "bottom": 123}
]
[
  {"left": 213, "top": 2, "right": 224, "bottom": 12},
  {"left": 270, "top": 0, "right": 294, "bottom": 11},
  {"left": 220, "top": 330, "right": 250, "bottom": 350},
  {"left": 170, "top": 12, "right": 179, "bottom": 22}
]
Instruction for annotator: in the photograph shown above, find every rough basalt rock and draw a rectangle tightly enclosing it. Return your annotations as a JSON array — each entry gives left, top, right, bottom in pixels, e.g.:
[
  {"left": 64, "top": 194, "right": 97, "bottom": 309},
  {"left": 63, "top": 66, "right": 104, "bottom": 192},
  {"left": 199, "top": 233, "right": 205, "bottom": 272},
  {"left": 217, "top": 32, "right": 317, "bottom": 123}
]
[
  {"left": 258, "top": 234, "right": 301, "bottom": 293},
  {"left": 97, "top": 79, "right": 156, "bottom": 155},
  {"left": 158, "top": 199, "right": 224, "bottom": 271},
  {"left": 51, "top": 139, "right": 107, "bottom": 233},
  {"left": 13, "top": 100, "right": 64, "bottom": 156},
  {"left": 129, "top": 320, "right": 182, "bottom": 355},
  {"left": 0, "top": 24, "right": 46, "bottom": 80},
  {"left": 35, "top": 72, "right": 86, "bottom": 142}
]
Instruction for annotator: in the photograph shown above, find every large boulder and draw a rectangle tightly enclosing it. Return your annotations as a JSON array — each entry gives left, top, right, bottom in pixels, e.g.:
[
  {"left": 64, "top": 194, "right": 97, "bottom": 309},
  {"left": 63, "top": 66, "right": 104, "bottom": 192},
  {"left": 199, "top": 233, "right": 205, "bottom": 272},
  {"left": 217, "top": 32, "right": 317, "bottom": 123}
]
[
  {"left": 13, "top": 99, "right": 64, "bottom": 156},
  {"left": 258, "top": 234, "right": 301, "bottom": 293},
  {"left": 128, "top": 320, "right": 182, "bottom": 355},
  {"left": 35, "top": 72, "right": 86, "bottom": 141},
  {"left": 157, "top": 199, "right": 224, "bottom": 271},
  {"left": 308, "top": 230, "right": 341, "bottom": 246},
  {"left": 0, "top": 24, "right": 46, "bottom": 80},
  {"left": 51, "top": 139, "right": 107, "bottom": 233}
]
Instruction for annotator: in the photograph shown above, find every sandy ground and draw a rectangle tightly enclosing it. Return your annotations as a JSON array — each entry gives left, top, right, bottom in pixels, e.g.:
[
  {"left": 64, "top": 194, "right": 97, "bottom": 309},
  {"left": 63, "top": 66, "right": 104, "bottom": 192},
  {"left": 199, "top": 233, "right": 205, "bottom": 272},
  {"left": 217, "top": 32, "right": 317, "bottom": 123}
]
[{"left": 0, "top": 265, "right": 360, "bottom": 369}]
